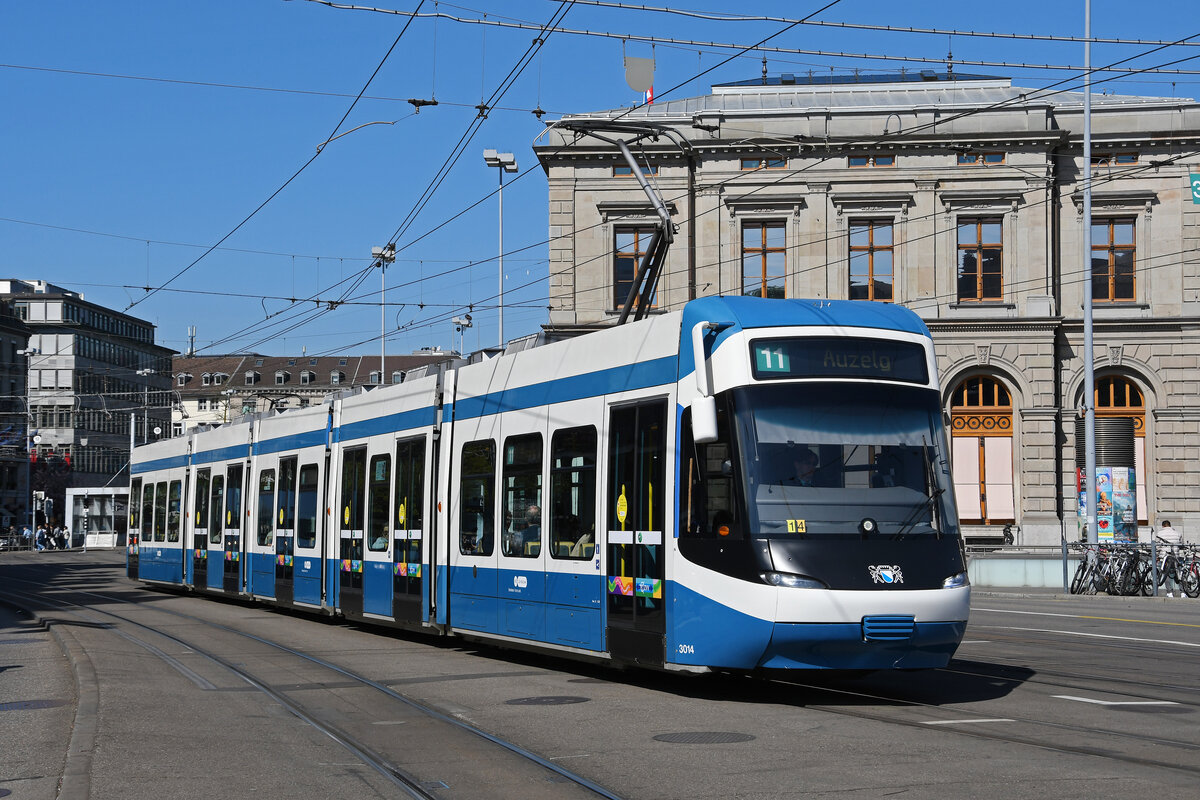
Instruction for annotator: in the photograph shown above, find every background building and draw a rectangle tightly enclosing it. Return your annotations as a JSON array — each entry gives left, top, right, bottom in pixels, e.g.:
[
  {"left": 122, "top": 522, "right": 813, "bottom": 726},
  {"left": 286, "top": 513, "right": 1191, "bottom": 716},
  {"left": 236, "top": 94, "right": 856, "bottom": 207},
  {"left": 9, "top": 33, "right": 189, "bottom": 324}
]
[
  {"left": 534, "top": 72, "right": 1200, "bottom": 546},
  {"left": 0, "top": 301, "right": 30, "bottom": 530},
  {"left": 171, "top": 351, "right": 453, "bottom": 433},
  {"left": 0, "top": 279, "right": 173, "bottom": 528}
]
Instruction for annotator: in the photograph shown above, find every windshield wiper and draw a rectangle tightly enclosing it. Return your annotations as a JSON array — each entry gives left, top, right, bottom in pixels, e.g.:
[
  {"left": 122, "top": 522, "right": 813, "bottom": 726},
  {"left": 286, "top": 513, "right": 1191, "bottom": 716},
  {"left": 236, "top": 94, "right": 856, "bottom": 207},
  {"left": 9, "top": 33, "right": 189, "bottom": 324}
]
[{"left": 893, "top": 439, "right": 945, "bottom": 540}]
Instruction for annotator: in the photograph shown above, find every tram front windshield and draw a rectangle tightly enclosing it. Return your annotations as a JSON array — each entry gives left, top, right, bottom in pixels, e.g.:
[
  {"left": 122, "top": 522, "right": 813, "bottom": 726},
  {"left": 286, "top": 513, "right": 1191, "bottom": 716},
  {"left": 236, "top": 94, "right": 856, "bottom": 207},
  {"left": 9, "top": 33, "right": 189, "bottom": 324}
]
[{"left": 732, "top": 383, "right": 955, "bottom": 538}]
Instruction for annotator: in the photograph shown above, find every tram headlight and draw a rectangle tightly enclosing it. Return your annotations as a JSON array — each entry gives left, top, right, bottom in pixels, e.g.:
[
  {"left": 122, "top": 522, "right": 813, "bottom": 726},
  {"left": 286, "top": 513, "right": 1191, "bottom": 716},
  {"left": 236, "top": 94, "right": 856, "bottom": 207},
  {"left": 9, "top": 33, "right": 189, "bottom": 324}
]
[
  {"left": 942, "top": 571, "right": 970, "bottom": 589},
  {"left": 760, "top": 571, "right": 827, "bottom": 590}
]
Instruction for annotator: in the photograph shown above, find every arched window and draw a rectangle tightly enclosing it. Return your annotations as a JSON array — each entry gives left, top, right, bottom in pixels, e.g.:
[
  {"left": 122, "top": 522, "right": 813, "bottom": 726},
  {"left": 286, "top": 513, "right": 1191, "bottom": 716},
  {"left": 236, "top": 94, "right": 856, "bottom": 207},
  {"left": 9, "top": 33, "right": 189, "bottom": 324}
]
[
  {"left": 950, "top": 375, "right": 1014, "bottom": 525},
  {"left": 1095, "top": 375, "right": 1147, "bottom": 522}
]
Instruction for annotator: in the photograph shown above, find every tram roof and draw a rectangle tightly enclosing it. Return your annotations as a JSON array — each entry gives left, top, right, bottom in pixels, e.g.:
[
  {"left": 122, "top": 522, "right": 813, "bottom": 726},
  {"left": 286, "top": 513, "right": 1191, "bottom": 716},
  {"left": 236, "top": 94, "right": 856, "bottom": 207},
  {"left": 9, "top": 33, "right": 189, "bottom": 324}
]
[{"left": 682, "top": 296, "right": 931, "bottom": 337}]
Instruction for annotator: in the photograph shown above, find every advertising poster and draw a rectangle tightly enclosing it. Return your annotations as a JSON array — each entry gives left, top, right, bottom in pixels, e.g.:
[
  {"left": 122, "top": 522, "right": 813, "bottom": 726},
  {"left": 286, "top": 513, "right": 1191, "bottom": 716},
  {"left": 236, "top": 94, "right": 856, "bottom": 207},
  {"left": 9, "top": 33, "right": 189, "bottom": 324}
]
[
  {"left": 1111, "top": 467, "right": 1138, "bottom": 543},
  {"left": 1095, "top": 467, "right": 1115, "bottom": 541},
  {"left": 1077, "top": 466, "right": 1136, "bottom": 542}
]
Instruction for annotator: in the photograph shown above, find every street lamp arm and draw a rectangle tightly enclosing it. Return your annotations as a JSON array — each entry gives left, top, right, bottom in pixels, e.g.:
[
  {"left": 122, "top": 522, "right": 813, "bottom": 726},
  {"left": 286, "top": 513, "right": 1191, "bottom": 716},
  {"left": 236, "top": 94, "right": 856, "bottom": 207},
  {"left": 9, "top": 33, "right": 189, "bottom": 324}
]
[{"left": 315, "top": 120, "right": 396, "bottom": 153}]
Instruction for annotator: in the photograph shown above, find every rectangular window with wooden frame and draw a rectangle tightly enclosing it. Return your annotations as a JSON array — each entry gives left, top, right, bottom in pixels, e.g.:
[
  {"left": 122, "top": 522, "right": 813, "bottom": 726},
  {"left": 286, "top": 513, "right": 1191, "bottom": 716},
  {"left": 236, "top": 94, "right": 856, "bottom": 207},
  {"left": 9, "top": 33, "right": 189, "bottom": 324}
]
[
  {"left": 613, "top": 226, "right": 658, "bottom": 310},
  {"left": 613, "top": 164, "right": 658, "bottom": 177},
  {"left": 1091, "top": 152, "right": 1138, "bottom": 166},
  {"left": 1091, "top": 218, "right": 1136, "bottom": 302},
  {"left": 957, "top": 152, "right": 1005, "bottom": 165},
  {"left": 741, "top": 221, "right": 786, "bottom": 299},
  {"left": 849, "top": 154, "right": 895, "bottom": 168},
  {"left": 956, "top": 218, "right": 1003, "bottom": 302},
  {"left": 848, "top": 220, "right": 894, "bottom": 302},
  {"left": 740, "top": 157, "right": 786, "bottom": 170}
]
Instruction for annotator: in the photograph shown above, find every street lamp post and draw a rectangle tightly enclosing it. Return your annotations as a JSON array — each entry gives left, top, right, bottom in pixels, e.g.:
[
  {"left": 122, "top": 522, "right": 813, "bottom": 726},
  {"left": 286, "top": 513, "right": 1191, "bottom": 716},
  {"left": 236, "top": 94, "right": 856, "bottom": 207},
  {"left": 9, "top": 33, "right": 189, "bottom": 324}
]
[
  {"left": 483, "top": 149, "right": 518, "bottom": 349},
  {"left": 372, "top": 244, "right": 396, "bottom": 384},
  {"left": 451, "top": 314, "right": 473, "bottom": 357},
  {"left": 136, "top": 368, "right": 153, "bottom": 444}
]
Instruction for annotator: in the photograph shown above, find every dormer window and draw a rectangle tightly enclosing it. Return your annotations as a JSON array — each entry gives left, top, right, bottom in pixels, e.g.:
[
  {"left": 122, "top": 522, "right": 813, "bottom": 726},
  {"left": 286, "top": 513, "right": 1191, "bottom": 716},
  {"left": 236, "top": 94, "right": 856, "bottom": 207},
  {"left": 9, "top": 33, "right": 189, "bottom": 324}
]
[
  {"left": 254, "top": 358, "right": 264, "bottom": 367},
  {"left": 300, "top": 370, "right": 315, "bottom": 385},
  {"left": 369, "top": 371, "right": 382, "bottom": 385},
  {"left": 330, "top": 371, "right": 344, "bottom": 385},
  {"left": 245, "top": 371, "right": 259, "bottom": 386},
  {"left": 213, "top": 373, "right": 226, "bottom": 386},
  {"left": 202, "top": 372, "right": 211, "bottom": 386},
  {"left": 275, "top": 371, "right": 290, "bottom": 385},
  {"left": 177, "top": 373, "right": 191, "bottom": 386},
  {"left": 391, "top": 371, "right": 403, "bottom": 385}
]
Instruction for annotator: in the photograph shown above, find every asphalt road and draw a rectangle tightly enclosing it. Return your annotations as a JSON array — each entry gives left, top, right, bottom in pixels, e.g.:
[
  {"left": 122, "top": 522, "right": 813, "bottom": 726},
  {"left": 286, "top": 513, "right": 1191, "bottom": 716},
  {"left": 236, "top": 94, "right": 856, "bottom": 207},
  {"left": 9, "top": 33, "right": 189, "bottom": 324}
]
[{"left": 3, "top": 549, "right": 1199, "bottom": 800}]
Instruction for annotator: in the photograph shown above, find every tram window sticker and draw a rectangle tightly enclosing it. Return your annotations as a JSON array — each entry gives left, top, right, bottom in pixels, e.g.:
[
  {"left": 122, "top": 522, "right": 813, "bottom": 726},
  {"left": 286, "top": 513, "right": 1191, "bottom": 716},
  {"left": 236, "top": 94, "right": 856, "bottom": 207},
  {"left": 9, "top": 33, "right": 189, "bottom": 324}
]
[{"left": 751, "top": 337, "right": 928, "bottom": 384}]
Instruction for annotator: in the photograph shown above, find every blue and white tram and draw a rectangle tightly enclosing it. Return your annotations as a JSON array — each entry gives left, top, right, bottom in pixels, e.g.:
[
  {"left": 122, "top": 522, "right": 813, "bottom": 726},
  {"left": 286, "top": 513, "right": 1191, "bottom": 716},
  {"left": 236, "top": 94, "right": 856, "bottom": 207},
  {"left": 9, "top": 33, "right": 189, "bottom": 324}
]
[{"left": 129, "top": 296, "right": 969, "bottom": 672}]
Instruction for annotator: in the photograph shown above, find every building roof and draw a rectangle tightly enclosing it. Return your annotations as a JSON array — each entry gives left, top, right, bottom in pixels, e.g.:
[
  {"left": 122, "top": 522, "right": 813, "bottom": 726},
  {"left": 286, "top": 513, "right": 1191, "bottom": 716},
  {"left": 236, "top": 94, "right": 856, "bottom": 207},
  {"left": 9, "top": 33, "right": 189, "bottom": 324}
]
[
  {"left": 172, "top": 352, "right": 451, "bottom": 395},
  {"left": 556, "top": 72, "right": 1193, "bottom": 121}
]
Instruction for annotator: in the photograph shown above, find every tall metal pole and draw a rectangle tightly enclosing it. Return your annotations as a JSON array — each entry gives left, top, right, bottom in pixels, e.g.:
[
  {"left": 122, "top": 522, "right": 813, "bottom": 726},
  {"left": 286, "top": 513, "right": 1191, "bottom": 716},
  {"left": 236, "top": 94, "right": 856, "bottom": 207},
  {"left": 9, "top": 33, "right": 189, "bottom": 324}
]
[
  {"left": 498, "top": 166, "right": 505, "bottom": 349},
  {"left": 1083, "top": 0, "right": 1098, "bottom": 543},
  {"left": 381, "top": 256, "right": 386, "bottom": 382}
]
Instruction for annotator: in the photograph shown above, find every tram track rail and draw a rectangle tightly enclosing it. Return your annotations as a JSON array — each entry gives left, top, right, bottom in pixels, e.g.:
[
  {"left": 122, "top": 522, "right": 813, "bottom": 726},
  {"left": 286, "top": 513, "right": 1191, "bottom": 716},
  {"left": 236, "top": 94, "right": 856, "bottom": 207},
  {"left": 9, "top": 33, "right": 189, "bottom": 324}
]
[{"left": 0, "top": 575, "right": 623, "bottom": 800}]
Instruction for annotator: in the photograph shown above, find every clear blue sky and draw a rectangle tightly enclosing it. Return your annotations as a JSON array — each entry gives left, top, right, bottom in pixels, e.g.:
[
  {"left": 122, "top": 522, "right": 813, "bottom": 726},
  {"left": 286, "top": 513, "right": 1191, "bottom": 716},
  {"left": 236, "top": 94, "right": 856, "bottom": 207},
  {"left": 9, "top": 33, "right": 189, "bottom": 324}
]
[{"left": 2, "top": 1, "right": 1194, "bottom": 357}]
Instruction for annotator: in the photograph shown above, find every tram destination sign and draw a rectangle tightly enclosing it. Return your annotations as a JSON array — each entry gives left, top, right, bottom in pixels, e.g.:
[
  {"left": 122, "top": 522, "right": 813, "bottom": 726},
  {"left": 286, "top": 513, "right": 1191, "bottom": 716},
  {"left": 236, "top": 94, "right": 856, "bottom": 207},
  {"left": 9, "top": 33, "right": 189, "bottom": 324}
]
[{"left": 751, "top": 337, "right": 929, "bottom": 384}]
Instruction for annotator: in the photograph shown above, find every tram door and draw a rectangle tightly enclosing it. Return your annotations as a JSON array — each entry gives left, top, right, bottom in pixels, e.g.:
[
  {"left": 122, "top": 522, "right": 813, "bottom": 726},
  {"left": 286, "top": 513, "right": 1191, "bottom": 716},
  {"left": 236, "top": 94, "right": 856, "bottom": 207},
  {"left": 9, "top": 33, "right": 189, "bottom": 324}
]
[
  {"left": 223, "top": 464, "right": 245, "bottom": 593},
  {"left": 192, "top": 469, "right": 210, "bottom": 588},
  {"left": 604, "top": 400, "right": 667, "bottom": 667},
  {"left": 338, "top": 448, "right": 367, "bottom": 617},
  {"left": 127, "top": 478, "right": 142, "bottom": 580},
  {"left": 274, "top": 457, "right": 297, "bottom": 606},
  {"left": 363, "top": 453, "right": 393, "bottom": 617},
  {"left": 392, "top": 437, "right": 426, "bottom": 624},
  {"left": 207, "top": 472, "right": 225, "bottom": 590},
  {"left": 253, "top": 467, "right": 277, "bottom": 597}
]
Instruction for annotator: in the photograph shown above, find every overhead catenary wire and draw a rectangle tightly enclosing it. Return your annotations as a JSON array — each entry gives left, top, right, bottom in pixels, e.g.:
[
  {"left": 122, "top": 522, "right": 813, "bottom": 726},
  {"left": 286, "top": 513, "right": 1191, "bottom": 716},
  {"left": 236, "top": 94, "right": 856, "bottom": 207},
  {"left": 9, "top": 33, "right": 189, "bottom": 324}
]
[
  {"left": 18, "top": 0, "right": 1190, "bottom": 357},
  {"left": 206, "top": 25, "right": 1200, "bottom": 355},
  {"left": 122, "top": 0, "right": 428, "bottom": 314},
  {"left": 296, "top": 1, "right": 1200, "bottom": 77}
]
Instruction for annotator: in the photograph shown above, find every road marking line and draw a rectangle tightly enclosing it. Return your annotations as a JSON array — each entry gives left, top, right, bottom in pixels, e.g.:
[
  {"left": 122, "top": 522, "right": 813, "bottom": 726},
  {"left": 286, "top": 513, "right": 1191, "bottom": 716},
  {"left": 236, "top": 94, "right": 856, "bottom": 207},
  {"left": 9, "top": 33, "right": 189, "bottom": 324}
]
[
  {"left": 921, "top": 718, "right": 1015, "bottom": 725},
  {"left": 1054, "top": 695, "right": 1179, "bottom": 706},
  {"left": 973, "top": 606, "right": 1200, "bottom": 629},
  {"left": 975, "top": 624, "right": 1200, "bottom": 648},
  {"left": 958, "top": 640, "right": 989, "bottom": 644}
]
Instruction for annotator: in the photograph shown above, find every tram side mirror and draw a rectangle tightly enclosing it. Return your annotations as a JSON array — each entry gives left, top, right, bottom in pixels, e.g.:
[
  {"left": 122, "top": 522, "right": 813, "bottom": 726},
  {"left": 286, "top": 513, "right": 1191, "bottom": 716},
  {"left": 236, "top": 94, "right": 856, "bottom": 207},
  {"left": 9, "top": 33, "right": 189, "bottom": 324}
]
[{"left": 692, "top": 395, "right": 718, "bottom": 444}]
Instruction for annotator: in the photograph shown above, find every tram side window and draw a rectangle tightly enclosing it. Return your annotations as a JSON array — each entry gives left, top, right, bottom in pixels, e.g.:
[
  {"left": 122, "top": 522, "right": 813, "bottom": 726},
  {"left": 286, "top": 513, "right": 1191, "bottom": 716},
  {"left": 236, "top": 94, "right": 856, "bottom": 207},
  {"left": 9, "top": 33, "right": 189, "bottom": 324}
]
[
  {"left": 226, "top": 464, "right": 243, "bottom": 530},
  {"left": 277, "top": 457, "right": 297, "bottom": 531},
  {"left": 368, "top": 455, "right": 391, "bottom": 552},
  {"left": 195, "top": 469, "right": 210, "bottom": 530},
  {"left": 459, "top": 440, "right": 495, "bottom": 556},
  {"left": 153, "top": 482, "right": 167, "bottom": 542},
  {"left": 680, "top": 403, "right": 742, "bottom": 539},
  {"left": 341, "top": 449, "right": 367, "bottom": 532},
  {"left": 608, "top": 404, "right": 666, "bottom": 534},
  {"left": 502, "top": 434, "right": 542, "bottom": 558},
  {"left": 129, "top": 478, "right": 142, "bottom": 533},
  {"left": 167, "top": 480, "right": 182, "bottom": 542},
  {"left": 209, "top": 475, "right": 224, "bottom": 544},
  {"left": 550, "top": 426, "right": 597, "bottom": 560},
  {"left": 257, "top": 470, "right": 275, "bottom": 546},
  {"left": 142, "top": 483, "right": 155, "bottom": 542},
  {"left": 296, "top": 465, "right": 319, "bottom": 549},
  {"left": 395, "top": 438, "right": 425, "bottom": 533}
]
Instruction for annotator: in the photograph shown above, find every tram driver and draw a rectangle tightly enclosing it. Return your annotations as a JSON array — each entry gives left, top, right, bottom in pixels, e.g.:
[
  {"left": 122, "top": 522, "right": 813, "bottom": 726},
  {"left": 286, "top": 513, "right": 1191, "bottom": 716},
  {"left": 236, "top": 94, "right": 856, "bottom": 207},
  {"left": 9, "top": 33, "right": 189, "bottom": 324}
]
[{"left": 789, "top": 448, "right": 819, "bottom": 487}]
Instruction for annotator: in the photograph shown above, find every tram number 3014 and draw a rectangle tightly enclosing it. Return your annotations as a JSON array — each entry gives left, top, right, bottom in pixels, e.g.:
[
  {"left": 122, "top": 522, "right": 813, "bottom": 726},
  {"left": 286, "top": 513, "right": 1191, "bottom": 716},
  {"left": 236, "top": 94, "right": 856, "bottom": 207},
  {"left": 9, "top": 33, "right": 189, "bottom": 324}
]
[{"left": 678, "top": 644, "right": 695, "bottom": 655}]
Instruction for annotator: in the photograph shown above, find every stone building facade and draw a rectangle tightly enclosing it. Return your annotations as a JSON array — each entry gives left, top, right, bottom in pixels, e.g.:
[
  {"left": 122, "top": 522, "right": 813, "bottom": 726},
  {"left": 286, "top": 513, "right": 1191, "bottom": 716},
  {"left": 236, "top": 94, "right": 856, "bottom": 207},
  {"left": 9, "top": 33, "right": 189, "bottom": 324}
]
[
  {"left": 534, "top": 72, "right": 1200, "bottom": 545},
  {"left": 0, "top": 279, "right": 174, "bottom": 528}
]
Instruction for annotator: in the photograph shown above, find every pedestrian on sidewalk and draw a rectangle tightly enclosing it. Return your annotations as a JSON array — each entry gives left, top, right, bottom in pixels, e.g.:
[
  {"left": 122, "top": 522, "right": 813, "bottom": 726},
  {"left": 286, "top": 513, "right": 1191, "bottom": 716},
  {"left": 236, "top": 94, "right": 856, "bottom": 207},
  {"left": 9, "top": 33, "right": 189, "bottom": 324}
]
[{"left": 1156, "top": 520, "right": 1183, "bottom": 597}]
